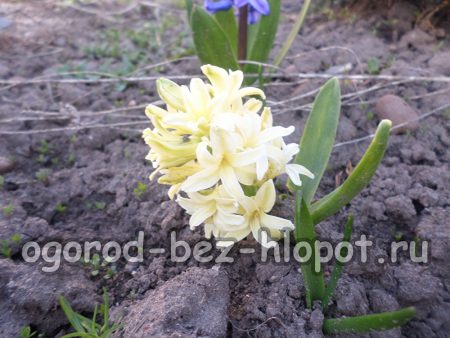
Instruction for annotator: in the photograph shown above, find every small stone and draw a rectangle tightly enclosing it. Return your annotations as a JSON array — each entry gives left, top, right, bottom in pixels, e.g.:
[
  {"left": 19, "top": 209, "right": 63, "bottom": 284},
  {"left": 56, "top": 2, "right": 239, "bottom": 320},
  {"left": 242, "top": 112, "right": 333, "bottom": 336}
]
[
  {"left": 399, "top": 28, "right": 434, "bottom": 49},
  {"left": 309, "top": 309, "right": 324, "bottom": 331},
  {"left": 428, "top": 51, "right": 450, "bottom": 76},
  {"left": 375, "top": 94, "right": 419, "bottom": 134},
  {"left": 368, "top": 289, "right": 399, "bottom": 312},
  {"left": 0, "top": 156, "right": 14, "bottom": 174},
  {"left": 385, "top": 195, "right": 416, "bottom": 223},
  {"left": 284, "top": 64, "right": 297, "bottom": 75}
]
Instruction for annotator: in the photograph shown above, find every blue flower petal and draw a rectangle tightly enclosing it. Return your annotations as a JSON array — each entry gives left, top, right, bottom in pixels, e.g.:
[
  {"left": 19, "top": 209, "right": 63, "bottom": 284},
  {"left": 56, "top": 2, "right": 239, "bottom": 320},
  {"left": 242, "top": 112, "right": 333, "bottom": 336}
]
[
  {"left": 247, "top": 9, "right": 261, "bottom": 24},
  {"left": 234, "top": 0, "right": 248, "bottom": 8},
  {"left": 248, "top": 0, "right": 270, "bottom": 15},
  {"left": 204, "top": 0, "right": 233, "bottom": 14}
]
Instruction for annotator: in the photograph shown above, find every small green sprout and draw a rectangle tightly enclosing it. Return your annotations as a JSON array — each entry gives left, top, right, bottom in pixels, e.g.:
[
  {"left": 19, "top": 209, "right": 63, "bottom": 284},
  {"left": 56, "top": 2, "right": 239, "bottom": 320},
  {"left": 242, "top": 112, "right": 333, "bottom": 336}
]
[
  {"left": 367, "top": 58, "right": 380, "bottom": 75},
  {"left": 3, "top": 203, "right": 14, "bottom": 217},
  {"left": 443, "top": 109, "right": 450, "bottom": 119},
  {"left": 35, "top": 168, "right": 52, "bottom": 184},
  {"left": 11, "top": 233, "right": 21, "bottom": 243},
  {"left": 82, "top": 253, "right": 116, "bottom": 279},
  {"left": 0, "top": 233, "right": 20, "bottom": 258},
  {"left": 38, "top": 139, "right": 50, "bottom": 155},
  {"left": 66, "top": 153, "right": 76, "bottom": 165},
  {"left": 0, "top": 239, "right": 12, "bottom": 258},
  {"left": 133, "top": 181, "right": 147, "bottom": 200},
  {"left": 394, "top": 231, "right": 404, "bottom": 242},
  {"left": 19, "top": 326, "right": 37, "bottom": 338},
  {"left": 55, "top": 203, "right": 67, "bottom": 213},
  {"left": 83, "top": 253, "right": 102, "bottom": 277},
  {"left": 0, "top": 175, "right": 4, "bottom": 188},
  {"left": 59, "top": 288, "right": 121, "bottom": 338},
  {"left": 95, "top": 202, "right": 107, "bottom": 211}
]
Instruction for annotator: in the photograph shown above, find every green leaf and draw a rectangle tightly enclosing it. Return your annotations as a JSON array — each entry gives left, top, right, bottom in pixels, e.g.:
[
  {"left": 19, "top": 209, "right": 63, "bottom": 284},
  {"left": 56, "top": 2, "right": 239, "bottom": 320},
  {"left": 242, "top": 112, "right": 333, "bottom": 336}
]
[
  {"left": 245, "top": 0, "right": 280, "bottom": 73},
  {"left": 190, "top": 6, "right": 239, "bottom": 70},
  {"left": 323, "top": 307, "right": 416, "bottom": 334},
  {"left": 367, "top": 57, "right": 380, "bottom": 75},
  {"left": 322, "top": 215, "right": 353, "bottom": 311},
  {"left": 214, "top": 9, "right": 238, "bottom": 57},
  {"left": 295, "top": 192, "right": 325, "bottom": 308},
  {"left": 311, "top": 120, "right": 392, "bottom": 224},
  {"left": 288, "top": 77, "right": 341, "bottom": 203},
  {"left": 102, "top": 287, "right": 110, "bottom": 330},
  {"left": 185, "top": 0, "right": 193, "bottom": 23},
  {"left": 59, "top": 296, "right": 86, "bottom": 333},
  {"left": 273, "top": 0, "right": 311, "bottom": 66}
]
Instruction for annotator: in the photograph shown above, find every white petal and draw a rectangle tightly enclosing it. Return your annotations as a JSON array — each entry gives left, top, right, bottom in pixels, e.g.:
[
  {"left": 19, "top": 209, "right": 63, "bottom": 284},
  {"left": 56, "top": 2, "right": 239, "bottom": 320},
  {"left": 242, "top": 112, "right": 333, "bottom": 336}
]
[
  {"left": 238, "top": 87, "right": 266, "bottom": 100},
  {"left": 259, "top": 126, "right": 295, "bottom": 144},
  {"left": 201, "top": 64, "right": 229, "bottom": 91},
  {"left": 261, "top": 107, "right": 273, "bottom": 129},
  {"left": 283, "top": 143, "right": 300, "bottom": 160},
  {"left": 196, "top": 142, "right": 217, "bottom": 168},
  {"left": 220, "top": 166, "right": 244, "bottom": 197},
  {"left": 190, "top": 203, "right": 216, "bottom": 228},
  {"left": 256, "top": 156, "right": 269, "bottom": 180},
  {"left": 228, "top": 69, "right": 244, "bottom": 94},
  {"left": 288, "top": 163, "right": 315, "bottom": 179},
  {"left": 227, "top": 147, "right": 265, "bottom": 167},
  {"left": 235, "top": 165, "right": 257, "bottom": 186},
  {"left": 244, "top": 98, "right": 263, "bottom": 114},
  {"left": 181, "top": 168, "right": 220, "bottom": 192},
  {"left": 190, "top": 78, "right": 210, "bottom": 111},
  {"left": 286, "top": 164, "right": 302, "bottom": 187},
  {"left": 260, "top": 213, "right": 294, "bottom": 231},
  {"left": 216, "top": 228, "right": 250, "bottom": 247},
  {"left": 255, "top": 180, "right": 276, "bottom": 213},
  {"left": 210, "top": 126, "right": 237, "bottom": 155}
]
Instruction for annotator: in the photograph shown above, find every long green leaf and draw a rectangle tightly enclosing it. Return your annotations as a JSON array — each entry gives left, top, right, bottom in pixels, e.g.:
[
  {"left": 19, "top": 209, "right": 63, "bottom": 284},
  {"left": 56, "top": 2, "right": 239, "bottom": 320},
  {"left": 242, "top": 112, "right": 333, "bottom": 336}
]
[
  {"left": 273, "top": 0, "right": 311, "bottom": 66},
  {"left": 59, "top": 296, "right": 86, "bottom": 333},
  {"left": 185, "top": 0, "right": 193, "bottom": 23},
  {"left": 322, "top": 215, "right": 353, "bottom": 311},
  {"left": 295, "top": 191, "right": 325, "bottom": 308},
  {"left": 288, "top": 77, "right": 341, "bottom": 204},
  {"left": 102, "top": 287, "right": 110, "bottom": 332},
  {"left": 190, "top": 6, "right": 239, "bottom": 70},
  {"left": 323, "top": 307, "right": 416, "bottom": 334},
  {"left": 311, "top": 120, "right": 392, "bottom": 224},
  {"left": 245, "top": 0, "right": 280, "bottom": 74},
  {"left": 214, "top": 9, "right": 238, "bottom": 57}
]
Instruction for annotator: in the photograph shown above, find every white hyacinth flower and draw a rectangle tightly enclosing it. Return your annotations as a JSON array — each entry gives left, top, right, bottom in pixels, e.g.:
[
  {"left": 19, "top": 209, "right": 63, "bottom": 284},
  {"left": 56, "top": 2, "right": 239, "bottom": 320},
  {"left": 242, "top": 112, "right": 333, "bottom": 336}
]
[{"left": 143, "top": 64, "right": 315, "bottom": 246}]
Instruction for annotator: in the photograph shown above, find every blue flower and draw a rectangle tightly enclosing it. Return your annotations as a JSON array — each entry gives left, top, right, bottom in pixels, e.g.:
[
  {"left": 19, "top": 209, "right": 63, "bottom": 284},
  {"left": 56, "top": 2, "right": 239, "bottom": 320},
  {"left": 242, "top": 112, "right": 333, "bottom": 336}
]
[
  {"left": 204, "top": 0, "right": 233, "bottom": 14},
  {"left": 204, "top": 0, "right": 270, "bottom": 24},
  {"left": 234, "top": 0, "right": 270, "bottom": 17}
]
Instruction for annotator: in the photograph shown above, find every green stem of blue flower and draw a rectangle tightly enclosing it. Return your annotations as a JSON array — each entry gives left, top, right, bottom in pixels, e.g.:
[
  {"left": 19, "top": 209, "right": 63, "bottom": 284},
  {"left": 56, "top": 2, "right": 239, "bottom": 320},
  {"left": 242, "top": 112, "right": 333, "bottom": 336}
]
[{"left": 238, "top": 5, "right": 248, "bottom": 62}]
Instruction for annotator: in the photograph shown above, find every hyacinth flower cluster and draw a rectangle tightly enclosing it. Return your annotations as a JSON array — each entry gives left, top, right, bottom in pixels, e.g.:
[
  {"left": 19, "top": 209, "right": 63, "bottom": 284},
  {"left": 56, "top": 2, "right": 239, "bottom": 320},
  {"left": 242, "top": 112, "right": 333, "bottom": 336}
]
[
  {"left": 204, "top": 0, "right": 270, "bottom": 24},
  {"left": 143, "top": 65, "right": 314, "bottom": 246}
]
